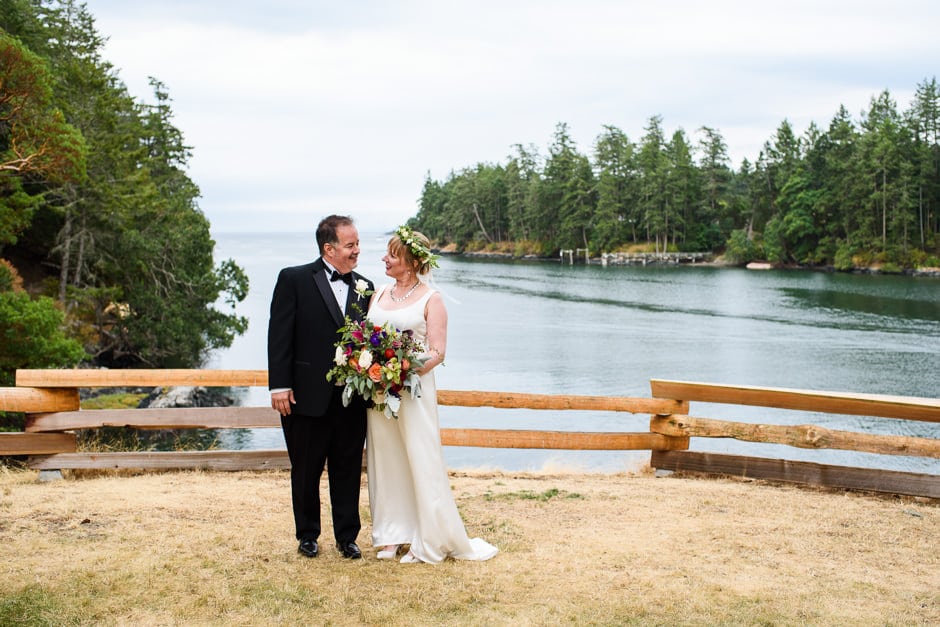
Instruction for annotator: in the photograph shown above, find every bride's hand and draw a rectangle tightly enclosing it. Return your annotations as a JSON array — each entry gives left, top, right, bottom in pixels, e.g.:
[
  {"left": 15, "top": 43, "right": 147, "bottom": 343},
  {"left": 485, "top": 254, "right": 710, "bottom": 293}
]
[{"left": 417, "top": 346, "right": 443, "bottom": 376}]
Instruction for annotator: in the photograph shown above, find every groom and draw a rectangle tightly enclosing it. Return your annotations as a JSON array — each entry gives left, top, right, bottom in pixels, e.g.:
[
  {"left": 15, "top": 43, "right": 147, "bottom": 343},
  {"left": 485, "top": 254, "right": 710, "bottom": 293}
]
[{"left": 267, "top": 215, "right": 373, "bottom": 559}]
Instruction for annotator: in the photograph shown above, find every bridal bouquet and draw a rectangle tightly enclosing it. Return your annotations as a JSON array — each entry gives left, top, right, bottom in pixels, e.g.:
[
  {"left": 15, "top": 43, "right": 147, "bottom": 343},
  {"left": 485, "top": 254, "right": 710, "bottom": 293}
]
[{"left": 326, "top": 316, "right": 426, "bottom": 419}]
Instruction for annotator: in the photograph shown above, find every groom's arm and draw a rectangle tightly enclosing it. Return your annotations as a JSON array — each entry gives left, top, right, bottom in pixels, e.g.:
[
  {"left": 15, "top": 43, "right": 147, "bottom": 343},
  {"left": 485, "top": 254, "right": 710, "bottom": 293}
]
[{"left": 267, "top": 268, "right": 297, "bottom": 398}]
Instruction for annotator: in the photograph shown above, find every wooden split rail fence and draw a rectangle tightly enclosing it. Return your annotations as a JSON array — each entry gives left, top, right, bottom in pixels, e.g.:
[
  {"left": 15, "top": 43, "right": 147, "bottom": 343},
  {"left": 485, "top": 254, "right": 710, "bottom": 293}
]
[{"left": 2, "top": 369, "right": 938, "bottom": 498}]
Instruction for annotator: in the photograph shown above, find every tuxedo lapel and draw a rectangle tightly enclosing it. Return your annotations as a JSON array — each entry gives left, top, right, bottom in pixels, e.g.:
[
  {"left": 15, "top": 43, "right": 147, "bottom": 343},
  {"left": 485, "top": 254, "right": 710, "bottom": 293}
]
[
  {"left": 312, "top": 262, "right": 345, "bottom": 326},
  {"left": 346, "top": 277, "right": 366, "bottom": 321}
]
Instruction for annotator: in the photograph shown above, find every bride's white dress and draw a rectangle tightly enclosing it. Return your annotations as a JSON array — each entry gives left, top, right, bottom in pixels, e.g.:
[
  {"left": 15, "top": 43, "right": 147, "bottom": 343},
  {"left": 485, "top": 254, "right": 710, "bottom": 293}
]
[{"left": 366, "top": 285, "right": 498, "bottom": 563}]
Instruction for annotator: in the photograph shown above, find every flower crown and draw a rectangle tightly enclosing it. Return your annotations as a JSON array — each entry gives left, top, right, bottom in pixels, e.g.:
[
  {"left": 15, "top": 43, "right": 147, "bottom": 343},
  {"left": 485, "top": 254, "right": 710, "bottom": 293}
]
[{"left": 395, "top": 225, "right": 440, "bottom": 269}]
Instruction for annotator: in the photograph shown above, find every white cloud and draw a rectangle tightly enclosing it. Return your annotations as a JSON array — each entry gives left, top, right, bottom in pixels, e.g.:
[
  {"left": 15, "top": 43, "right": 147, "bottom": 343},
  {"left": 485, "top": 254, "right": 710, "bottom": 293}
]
[{"left": 85, "top": 0, "right": 940, "bottom": 232}]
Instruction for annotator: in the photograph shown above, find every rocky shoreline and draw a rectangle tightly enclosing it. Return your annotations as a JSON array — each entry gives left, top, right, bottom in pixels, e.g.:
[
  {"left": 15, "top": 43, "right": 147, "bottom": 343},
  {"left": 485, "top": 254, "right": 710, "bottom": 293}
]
[
  {"left": 140, "top": 386, "right": 236, "bottom": 408},
  {"left": 81, "top": 385, "right": 236, "bottom": 408},
  {"left": 445, "top": 249, "right": 940, "bottom": 275}
]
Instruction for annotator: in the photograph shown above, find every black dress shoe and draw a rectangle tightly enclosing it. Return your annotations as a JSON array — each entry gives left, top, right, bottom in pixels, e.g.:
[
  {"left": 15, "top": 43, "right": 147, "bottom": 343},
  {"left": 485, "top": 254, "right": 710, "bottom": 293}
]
[
  {"left": 337, "top": 541, "right": 362, "bottom": 559},
  {"left": 298, "top": 539, "right": 319, "bottom": 558}
]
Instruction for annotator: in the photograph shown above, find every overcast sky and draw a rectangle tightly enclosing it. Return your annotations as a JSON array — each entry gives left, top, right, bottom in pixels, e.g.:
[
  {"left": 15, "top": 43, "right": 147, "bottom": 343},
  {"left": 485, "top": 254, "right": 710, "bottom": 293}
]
[{"left": 82, "top": 0, "right": 939, "bottom": 234}]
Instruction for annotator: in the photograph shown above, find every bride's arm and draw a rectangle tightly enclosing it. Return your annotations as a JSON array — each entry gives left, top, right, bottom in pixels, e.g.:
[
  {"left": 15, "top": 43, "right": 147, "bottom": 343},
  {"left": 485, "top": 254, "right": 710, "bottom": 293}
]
[{"left": 418, "top": 292, "right": 447, "bottom": 376}]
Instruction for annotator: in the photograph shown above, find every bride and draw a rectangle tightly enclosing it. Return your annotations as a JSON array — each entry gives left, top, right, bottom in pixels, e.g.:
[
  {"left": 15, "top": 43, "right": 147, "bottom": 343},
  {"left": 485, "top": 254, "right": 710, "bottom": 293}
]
[{"left": 365, "top": 226, "right": 498, "bottom": 564}]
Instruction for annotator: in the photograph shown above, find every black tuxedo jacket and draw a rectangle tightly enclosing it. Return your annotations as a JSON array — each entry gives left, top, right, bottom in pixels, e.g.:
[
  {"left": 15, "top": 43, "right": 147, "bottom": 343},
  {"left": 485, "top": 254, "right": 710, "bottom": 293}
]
[{"left": 267, "top": 257, "right": 373, "bottom": 417}]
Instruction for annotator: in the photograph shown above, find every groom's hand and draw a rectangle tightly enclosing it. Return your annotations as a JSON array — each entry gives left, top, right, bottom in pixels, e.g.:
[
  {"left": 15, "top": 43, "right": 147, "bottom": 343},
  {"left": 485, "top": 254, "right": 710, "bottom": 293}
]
[{"left": 271, "top": 390, "right": 295, "bottom": 416}]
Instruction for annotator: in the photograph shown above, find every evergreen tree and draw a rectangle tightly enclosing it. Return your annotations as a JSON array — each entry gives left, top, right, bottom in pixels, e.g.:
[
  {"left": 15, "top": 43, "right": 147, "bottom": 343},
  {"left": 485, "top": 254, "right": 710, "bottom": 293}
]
[
  {"left": 817, "top": 106, "right": 865, "bottom": 267},
  {"left": 540, "top": 123, "right": 595, "bottom": 250},
  {"left": 859, "top": 90, "right": 907, "bottom": 256},
  {"left": 0, "top": 33, "right": 85, "bottom": 247},
  {"left": 1, "top": 0, "right": 248, "bottom": 369},
  {"left": 695, "top": 126, "right": 731, "bottom": 251},
  {"left": 592, "top": 125, "right": 637, "bottom": 250},
  {"left": 637, "top": 116, "right": 669, "bottom": 252},
  {"left": 410, "top": 172, "right": 449, "bottom": 242},
  {"left": 412, "top": 85, "right": 938, "bottom": 268},
  {"left": 665, "top": 129, "right": 697, "bottom": 249},
  {"left": 504, "top": 143, "right": 541, "bottom": 242},
  {"left": 905, "top": 77, "right": 940, "bottom": 249}
]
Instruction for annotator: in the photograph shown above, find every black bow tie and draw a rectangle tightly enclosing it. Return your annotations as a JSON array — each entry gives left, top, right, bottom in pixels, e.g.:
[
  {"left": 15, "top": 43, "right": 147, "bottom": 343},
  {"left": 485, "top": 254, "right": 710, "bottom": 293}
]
[{"left": 330, "top": 270, "right": 352, "bottom": 285}]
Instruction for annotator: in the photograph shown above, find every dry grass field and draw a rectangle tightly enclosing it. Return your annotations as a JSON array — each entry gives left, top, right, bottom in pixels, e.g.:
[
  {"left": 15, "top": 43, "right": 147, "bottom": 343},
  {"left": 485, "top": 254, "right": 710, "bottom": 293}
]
[{"left": 1, "top": 465, "right": 937, "bottom": 626}]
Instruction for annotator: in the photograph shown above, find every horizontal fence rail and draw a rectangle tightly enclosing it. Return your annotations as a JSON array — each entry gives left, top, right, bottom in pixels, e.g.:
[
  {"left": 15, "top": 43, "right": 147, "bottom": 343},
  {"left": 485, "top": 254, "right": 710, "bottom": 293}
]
[
  {"left": 650, "top": 379, "right": 940, "bottom": 423},
  {"left": 0, "top": 432, "right": 77, "bottom": 455},
  {"left": 649, "top": 414, "right": 940, "bottom": 459},
  {"left": 26, "top": 407, "right": 283, "bottom": 432},
  {"left": 649, "top": 379, "right": 939, "bottom": 498},
  {"left": 650, "top": 450, "right": 940, "bottom": 498},
  {"left": 441, "top": 429, "right": 688, "bottom": 451},
  {"left": 0, "top": 387, "right": 80, "bottom": 412},
  {"left": 15, "top": 369, "right": 270, "bottom": 388},
  {"left": 437, "top": 389, "right": 686, "bottom": 414},
  {"left": 3, "top": 370, "right": 939, "bottom": 498},
  {"left": 27, "top": 450, "right": 291, "bottom": 471}
]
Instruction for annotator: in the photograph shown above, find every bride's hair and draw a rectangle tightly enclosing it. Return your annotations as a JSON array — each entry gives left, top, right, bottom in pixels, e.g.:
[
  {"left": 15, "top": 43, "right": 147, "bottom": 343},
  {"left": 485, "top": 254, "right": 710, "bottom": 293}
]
[{"left": 390, "top": 226, "right": 438, "bottom": 276}]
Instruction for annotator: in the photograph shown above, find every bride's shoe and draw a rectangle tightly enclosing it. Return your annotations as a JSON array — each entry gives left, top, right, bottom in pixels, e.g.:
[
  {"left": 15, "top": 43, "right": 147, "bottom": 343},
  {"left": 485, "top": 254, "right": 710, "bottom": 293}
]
[
  {"left": 400, "top": 551, "right": 422, "bottom": 564},
  {"left": 376, "top": 545, "right": 400, "bottom": 560}
]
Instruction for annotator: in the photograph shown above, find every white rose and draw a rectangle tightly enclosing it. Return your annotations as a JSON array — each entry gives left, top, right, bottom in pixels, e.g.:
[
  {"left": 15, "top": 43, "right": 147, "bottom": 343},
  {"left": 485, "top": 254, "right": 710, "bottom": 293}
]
[
  {"left": 333, "top": 345, "right": 347, "bottom": 366},
  {"left": 358, "top": 349, "right": 373, "bottom": 370},
  {"left": 354, "top": 279, "right": 370, "bottom": 297}
]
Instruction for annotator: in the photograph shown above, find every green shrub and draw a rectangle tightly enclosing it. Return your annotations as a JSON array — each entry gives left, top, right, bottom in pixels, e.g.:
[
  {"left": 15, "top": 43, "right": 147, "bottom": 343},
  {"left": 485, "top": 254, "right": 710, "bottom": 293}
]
[
  {"left": 833, "top": 242, "right": 856, "bottom": 271},
  {"left": 724, "top": 229, "right": 761, "bottom": 264},
  {"left": 0, "top": 259, "right": 23, "bottom": 292},
  {"left": 0, "top": 291, "right": 85, "bottom": 386}
]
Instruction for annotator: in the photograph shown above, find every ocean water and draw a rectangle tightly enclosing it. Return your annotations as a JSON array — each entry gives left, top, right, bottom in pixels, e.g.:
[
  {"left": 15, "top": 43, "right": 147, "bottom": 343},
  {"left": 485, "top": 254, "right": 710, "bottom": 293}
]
[{"left": 208, "top": 231, "right": 940, "bottom": 474}]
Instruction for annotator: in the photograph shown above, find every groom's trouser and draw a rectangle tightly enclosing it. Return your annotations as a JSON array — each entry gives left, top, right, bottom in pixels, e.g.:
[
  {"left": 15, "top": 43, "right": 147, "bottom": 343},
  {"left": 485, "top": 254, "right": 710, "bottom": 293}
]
[{"left": 281, "top": 390, "right": 367, "bottom": 543}]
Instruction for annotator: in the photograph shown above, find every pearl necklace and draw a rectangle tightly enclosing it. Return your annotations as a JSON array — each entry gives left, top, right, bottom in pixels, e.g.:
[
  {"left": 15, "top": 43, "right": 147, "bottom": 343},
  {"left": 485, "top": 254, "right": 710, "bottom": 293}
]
[{"left": 389, "top": 281, "right": 420, "bottom": 303}]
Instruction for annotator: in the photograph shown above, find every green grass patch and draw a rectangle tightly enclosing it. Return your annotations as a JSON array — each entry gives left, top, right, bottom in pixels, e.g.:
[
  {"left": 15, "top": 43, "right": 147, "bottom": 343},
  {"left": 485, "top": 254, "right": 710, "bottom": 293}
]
[
  {"left": 0, "top": 585, "right": 72, "bottom": 627},
  {"left": 485, "top": 487, "right": 583, "bottom": 502},
  {"left": 80, "top": 392, "right": 149, "bottom": 410}
]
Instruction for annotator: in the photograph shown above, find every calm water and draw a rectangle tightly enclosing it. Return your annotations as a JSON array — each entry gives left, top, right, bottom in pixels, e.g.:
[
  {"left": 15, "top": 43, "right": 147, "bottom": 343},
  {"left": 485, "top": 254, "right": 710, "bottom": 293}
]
[{"left": 208, "top": 232, "right": 940, "bottom": 475}]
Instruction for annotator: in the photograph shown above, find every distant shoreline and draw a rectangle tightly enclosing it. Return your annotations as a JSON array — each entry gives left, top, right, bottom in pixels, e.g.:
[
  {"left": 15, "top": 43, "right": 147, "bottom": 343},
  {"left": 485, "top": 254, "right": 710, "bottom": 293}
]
[{"left": 444, "top": 248, "right": 940, "bottom": 276}]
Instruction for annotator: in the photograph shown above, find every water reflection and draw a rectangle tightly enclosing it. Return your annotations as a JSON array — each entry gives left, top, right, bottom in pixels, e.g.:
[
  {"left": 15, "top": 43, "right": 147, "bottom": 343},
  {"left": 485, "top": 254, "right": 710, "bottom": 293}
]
[{"left": 780, "top": 286, "right": 940, "bottom": 322}]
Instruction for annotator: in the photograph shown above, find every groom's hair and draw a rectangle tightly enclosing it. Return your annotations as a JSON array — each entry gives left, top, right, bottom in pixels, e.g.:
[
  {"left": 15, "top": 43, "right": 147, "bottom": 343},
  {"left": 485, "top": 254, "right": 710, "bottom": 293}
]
[{"left": 316, "top": 215, "right": 354, "bottom": 254}]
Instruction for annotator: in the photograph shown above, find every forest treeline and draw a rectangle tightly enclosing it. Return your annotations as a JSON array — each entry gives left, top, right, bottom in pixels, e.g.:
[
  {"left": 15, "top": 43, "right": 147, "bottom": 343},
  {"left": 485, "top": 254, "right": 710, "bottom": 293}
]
[
  {"left": 410, "top": 83, "right": 940, "bottom": 271},
  {"left": 0, "top": 0, "right": 248, "bottom": 390}
]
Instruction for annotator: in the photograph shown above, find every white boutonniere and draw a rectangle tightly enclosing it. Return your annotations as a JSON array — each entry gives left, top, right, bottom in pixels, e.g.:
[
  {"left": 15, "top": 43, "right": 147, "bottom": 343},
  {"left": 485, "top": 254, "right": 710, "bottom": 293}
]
[{"left": 354, "top": 279, "right": 372, "bottom": 299}]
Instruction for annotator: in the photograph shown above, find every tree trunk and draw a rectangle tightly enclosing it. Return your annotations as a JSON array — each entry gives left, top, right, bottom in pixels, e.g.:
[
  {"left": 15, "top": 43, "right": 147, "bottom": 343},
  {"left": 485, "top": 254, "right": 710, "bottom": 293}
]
[
  {"left": 73, "top": 223, "right": 85, "bottom": 287},
  {"left": 882, "top": 168, "right": 887, "bottom": 250},
  {"left": 472, "top": 203, "right": 493, "bottom": 243},
  {"left": 58, "top": 208, "right": 72, "bottom": 303},
  {"left": 919, "top": 185, "right": 925, "bottom": 248}
]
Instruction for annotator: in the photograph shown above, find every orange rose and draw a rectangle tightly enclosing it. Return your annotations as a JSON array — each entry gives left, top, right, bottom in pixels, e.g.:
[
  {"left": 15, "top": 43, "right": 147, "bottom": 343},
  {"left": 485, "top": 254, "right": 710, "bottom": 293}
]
[
  {"left": 368, "top": 362, "right": 382, "bottom": 383},
  {"left": 401, "top": 358, "right": 410, "bottom": 371},
  {"left": 349, "top": 356, "right": 360, "bottom": 372}
]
